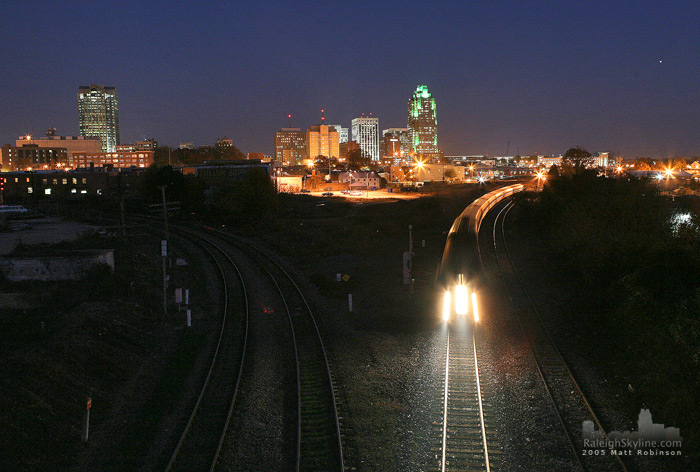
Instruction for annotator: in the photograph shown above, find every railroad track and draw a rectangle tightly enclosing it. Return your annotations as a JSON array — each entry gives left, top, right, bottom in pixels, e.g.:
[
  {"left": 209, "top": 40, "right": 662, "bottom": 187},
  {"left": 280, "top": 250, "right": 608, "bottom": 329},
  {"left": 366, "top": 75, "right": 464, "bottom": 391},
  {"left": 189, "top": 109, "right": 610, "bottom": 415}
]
[
  {"left": 429, "top": 317, "right": 499, "bottom": 472},
  {"left": 136, "top": 213, "right": 344, "bottom": 471},
  {"left": 197, "top": 226, "right": 344, "bottom": 472},
  {"left": 163, "top": 227, "right": 249, "bottom": 472},
  {"left": 490, "top": 200, "right": 627, "bottom": 472}
]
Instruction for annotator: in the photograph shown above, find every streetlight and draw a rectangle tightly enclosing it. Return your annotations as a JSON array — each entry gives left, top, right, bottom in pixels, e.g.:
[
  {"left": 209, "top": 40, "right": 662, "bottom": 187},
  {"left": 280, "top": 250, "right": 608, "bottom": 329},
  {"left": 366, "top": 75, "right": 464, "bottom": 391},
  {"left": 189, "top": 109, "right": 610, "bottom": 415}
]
[{"left": 535, "top": 170, "right": 546, "bottom": 190}]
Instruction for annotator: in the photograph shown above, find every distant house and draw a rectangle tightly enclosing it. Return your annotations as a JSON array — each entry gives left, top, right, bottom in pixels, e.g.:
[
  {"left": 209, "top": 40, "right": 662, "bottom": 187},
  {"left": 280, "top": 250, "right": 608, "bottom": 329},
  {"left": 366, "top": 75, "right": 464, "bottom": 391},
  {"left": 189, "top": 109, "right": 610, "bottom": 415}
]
[
  {"left": 338, "top": 171, "right": 381, "bottom": 189},
  {"left": 688, "top": 161, "right": 700, "bottom": 176}
]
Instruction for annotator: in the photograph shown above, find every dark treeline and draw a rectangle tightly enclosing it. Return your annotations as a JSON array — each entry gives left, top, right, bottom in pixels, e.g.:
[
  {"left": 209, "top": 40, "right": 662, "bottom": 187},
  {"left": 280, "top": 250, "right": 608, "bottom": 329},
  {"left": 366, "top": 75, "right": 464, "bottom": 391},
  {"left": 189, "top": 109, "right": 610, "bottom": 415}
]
[
  {"left": 514, "top": 170, "right": 700, "bottom": 451},
  {"left": 153, "top": 145, "right": 246, "bottom": 166},
  {"left": 140, "top": 165, "right": 277, "bottom": 224}
]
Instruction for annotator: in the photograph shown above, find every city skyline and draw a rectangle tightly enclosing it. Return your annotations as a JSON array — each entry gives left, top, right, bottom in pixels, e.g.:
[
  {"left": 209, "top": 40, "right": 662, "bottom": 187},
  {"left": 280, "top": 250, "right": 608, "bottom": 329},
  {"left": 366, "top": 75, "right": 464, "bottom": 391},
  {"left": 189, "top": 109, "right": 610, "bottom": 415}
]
[{"left": 2, "top": 2, "right": 700, "bottom": 158}]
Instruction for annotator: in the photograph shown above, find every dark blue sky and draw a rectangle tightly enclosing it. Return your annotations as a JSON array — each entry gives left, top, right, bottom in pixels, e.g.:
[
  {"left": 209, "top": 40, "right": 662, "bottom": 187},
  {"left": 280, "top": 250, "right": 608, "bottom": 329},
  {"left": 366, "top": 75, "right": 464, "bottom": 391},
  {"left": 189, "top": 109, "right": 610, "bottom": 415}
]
[{"left": 2, "top": 1, "right": 699, "bottom": 158}]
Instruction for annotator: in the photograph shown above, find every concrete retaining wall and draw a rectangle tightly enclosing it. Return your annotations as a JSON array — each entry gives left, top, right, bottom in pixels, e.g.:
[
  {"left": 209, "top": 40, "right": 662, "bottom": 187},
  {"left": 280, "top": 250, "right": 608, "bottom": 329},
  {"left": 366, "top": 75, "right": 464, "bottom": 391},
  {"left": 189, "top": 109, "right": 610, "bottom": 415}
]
[{"left": 0, "top": 249, "right": 114, "bottom": 281}]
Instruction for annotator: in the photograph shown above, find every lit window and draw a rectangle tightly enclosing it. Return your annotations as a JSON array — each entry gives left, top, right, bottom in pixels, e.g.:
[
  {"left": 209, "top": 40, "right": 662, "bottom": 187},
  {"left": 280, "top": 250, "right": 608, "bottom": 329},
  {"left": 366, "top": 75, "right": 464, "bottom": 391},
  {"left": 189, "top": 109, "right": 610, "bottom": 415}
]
[
  {"left": 42, "top": 179, "right": 48, "bottom": 184},
  {"left": 28, "top": 187, "right": 33, "bottom": 193},
  {"left": 71, "top": 188, "right": 76, "bottom": 193},
  {"left": 81, "top": 190, "right": 87, "bottom": 194},
  {"left": 82, "top": 178, "right": 87, "bottom": 184},
  {"left": 45, "top": 188, "right": 52, "bottom": 195},
  {"left": 62, "top": 179, "right": 67, "bottom": 185},
  {"left": 72, "top": 178, "right": 77, "bottom": 184}
]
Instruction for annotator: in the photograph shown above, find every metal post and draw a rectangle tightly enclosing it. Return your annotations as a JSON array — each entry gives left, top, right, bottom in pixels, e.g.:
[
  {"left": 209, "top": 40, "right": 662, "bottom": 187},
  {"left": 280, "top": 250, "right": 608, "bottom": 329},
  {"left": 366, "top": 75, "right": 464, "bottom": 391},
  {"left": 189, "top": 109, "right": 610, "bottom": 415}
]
[
  {"left": 82, "top": 398, "right": 91, "bottom": 443},
  {"left": 161, "top": 240, "right": 168, "bottom": 318},
  {"left": 160, "top": 185, "right": 169, "bottom": 244},
  {"left": 119, "top": 197, "right": 126, "bottom": 236}
]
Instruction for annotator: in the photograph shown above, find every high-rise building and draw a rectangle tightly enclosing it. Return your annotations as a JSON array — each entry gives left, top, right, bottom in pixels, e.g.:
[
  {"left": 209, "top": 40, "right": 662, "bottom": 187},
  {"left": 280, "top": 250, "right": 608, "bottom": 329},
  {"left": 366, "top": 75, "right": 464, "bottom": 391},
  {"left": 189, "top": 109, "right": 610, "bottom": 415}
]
[
  {"left": 307, "top": 124, "right": 339, "bottom": 160},
  {"left": 78, "top": 85, "right": 120, "bottom": 152},
  {"left": 382, "top": 128, "right": 411, "bottom": 158},
  {"left": 329, "top": 124, "right": 348, "bottom": 143},
  {"left": 351, "top": 117, "right": 379, "bottom": 161},
  {"left": 407, "top": 85, "right": 438, "bottom": 158},
  {"left": 381, "top": 133, "right": 401, "bottom": 158},
  {"left": 274, "top": 128, "right": 307, "bottom": 165}
]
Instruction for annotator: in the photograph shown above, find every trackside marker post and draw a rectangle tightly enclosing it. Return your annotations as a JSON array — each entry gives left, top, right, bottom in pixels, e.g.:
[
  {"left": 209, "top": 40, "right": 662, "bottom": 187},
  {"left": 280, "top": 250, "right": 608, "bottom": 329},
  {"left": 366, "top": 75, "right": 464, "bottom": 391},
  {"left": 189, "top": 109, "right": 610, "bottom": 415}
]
[
  {"left": 82, "top": 397, "right": 92, "bottom": 442},
  {"left": 348, "top": 294, "right": 353, "bottom": 312}
]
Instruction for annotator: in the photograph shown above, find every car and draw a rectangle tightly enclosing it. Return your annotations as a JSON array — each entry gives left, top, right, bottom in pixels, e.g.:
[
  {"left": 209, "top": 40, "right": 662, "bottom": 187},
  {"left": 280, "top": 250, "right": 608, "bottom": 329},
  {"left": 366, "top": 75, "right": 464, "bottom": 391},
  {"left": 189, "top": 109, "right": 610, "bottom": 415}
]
[
  {"left": 348, "top": 190, "right": 363, "bottom": 196},
  {"left": 322, "top": 192, "right": 334, "bottom": 197},
  {"left": 300, "top": 189, "right": 310, "bottom": 193}
]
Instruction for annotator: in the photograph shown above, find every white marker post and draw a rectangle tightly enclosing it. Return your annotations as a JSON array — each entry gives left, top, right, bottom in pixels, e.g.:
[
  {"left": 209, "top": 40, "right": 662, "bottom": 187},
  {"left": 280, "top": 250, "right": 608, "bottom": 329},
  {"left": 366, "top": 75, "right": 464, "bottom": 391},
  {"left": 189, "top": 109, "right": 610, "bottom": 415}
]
[
  {"left": 175, "top": 288, "right": 182, "bottom": 313},
  {"left": 186, "top": 309, "right": 192, "bottom": 327}
]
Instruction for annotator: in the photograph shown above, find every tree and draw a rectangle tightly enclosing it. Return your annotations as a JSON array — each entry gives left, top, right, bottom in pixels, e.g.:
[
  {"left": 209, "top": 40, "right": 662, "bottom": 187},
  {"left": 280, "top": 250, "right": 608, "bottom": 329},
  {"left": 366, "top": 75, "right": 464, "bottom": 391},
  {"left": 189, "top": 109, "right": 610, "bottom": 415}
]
[
  {"left": 562, "top": 146, "right": 593, "bottom": 174},
  {"left": 347, "top": 148, "right": 370, "bottom": 169},
  {"left": 548, "top": 164, "right": 560, "bottom": 178},
  {"left": 444, "top": 168, "right": 457, "bottom": 179}
]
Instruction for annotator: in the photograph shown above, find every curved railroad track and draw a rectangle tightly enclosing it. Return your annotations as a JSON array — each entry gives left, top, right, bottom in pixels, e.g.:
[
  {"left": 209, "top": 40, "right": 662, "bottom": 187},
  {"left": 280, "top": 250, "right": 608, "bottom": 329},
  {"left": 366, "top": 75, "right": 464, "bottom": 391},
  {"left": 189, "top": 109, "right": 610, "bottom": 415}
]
[
  {"left": 489, "top": 199, "right": 627, "bottom": 472},
  {"left": 163, "top": 226, "right": 250, "bottom": 472},
  {"left": 197, "top": 225, "right": 344, "bottom": 472},
  {"left": 135, "top": 214, "right": 344, "bottom": 472}
]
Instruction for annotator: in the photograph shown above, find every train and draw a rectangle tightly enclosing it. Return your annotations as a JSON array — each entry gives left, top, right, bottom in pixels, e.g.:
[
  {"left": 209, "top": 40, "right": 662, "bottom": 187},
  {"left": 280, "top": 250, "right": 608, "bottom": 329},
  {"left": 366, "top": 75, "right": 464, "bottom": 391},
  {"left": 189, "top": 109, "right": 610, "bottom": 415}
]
[{"left": 437, "top": 183, "right": 525, "bottom": 322}]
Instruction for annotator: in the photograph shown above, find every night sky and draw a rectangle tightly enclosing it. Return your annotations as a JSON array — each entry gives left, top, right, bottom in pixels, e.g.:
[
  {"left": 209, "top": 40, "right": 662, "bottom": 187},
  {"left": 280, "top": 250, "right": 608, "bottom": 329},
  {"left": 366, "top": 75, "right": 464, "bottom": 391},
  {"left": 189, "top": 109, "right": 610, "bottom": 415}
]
[{"left": 2, "top": 1, "right": 699, "bottom": 158}]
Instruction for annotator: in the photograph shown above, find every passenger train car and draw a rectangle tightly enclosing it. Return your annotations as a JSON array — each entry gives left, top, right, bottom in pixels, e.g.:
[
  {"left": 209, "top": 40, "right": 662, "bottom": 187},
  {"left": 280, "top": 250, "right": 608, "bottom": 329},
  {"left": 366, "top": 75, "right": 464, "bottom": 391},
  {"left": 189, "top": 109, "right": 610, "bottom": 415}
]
[{"left": 437, "top": 183, "right": 525, "bottom": 321}]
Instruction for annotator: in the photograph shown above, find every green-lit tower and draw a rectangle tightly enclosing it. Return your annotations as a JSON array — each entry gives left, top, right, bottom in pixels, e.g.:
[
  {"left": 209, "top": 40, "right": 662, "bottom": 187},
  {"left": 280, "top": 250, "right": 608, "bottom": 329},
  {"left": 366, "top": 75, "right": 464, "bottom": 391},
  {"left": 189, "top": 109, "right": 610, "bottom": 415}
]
[{"left": 407, "top": 85, "right": 438, "bottom": 158}]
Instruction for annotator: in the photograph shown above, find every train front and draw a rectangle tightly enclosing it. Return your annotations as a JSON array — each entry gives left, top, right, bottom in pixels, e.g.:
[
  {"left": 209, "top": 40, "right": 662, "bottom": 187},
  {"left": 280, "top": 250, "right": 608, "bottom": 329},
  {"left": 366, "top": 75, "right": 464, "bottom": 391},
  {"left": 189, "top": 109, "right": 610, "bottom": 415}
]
[{"left": 436, "top": 211, "right": 482, "bottom": 323}]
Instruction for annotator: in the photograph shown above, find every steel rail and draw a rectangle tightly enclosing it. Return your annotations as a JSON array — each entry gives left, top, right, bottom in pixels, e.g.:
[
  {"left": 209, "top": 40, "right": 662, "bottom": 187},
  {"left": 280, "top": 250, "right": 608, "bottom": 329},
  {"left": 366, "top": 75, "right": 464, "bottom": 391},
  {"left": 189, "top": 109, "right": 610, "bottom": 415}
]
[
  {"left": 146, "top": 224, "right": 249, "bottom": 472},
  {"left": 200, "top": 226, "right": 344, "bottom": 472},
  {"left": 437, "top": 323, "right": 492, "bottom": 472},
  {"left": 499, "top": 202, "right": 628, "bottom": 472},
  {"left": 489, "top": 200, "right": 584, "bottom": 471}
]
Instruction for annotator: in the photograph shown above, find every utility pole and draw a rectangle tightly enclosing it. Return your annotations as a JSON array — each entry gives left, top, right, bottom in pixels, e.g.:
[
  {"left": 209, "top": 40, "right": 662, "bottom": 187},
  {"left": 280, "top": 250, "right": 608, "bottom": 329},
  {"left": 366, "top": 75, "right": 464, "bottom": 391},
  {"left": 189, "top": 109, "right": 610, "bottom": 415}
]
[
  {"left": 161, "top": 239, "right": 168, "bottom": 318},
  {"left": 160, "top": 185, "right": 169, "bottom": 244},
  {"left": 119, "top": 197, "right": 126, "bottom": 236}
]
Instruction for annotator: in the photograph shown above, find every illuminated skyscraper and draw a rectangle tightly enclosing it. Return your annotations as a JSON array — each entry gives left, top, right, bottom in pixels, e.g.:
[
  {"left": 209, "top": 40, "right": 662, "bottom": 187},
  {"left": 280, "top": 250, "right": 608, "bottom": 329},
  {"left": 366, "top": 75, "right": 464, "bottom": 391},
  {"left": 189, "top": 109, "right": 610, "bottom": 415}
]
[
  {"left": 407, "top": 85, "right": 438, "bottom": 158},
  {"left": 351, "top": 116, "right": 379, "bottom": 161},
  {"left": 329, "top": 124, "right": 348, "bottom": 143},
  {"left": 382, "top": 128, "right": 411, "bottom": 158},
  {"left": 275, "top": 128, "right": 307, "bottom": 165},
  {"left": 77, "top": 85, "right": 120, "bottom": 152},
  {"left": 307, "top": 124, "right": 339, "bottom": 159}
]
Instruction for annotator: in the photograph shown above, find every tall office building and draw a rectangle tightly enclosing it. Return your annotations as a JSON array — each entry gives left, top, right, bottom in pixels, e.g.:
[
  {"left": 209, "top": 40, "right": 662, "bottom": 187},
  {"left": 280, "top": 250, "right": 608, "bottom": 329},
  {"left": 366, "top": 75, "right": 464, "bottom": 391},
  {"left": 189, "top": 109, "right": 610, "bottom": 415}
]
[
  {"left": 382, "top": 128, "right": 411, "bottom": 158},
  {"left": 78, "top": 85, "right": 120, "bottom": 152},
  {"left": 381, "top": 133, "right": 401, "bottom": 158},
  {"left": 329, "top": 124, "right": 348, "bottom": 143},
  {"left": 351, "top": 117, "right": 379, "bottom": 161},
  {"left": 274, "top": 128, "right": 307, "bottom": 165},
  {"left": 407, "top": 85, "right": 438, "bottom": 158},
  {"left": 307, "top": 124, "right": 339, "bottom": 159}
]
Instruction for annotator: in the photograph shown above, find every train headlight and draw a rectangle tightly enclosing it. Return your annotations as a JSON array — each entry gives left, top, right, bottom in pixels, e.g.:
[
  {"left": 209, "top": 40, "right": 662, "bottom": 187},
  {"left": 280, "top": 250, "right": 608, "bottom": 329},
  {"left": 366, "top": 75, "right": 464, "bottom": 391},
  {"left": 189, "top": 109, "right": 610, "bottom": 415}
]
[
  {"left": 455, "top": 284, "right": 468, "bottom": 316},
  {"left": 443, "top": 290, "right": 451, "bottom": 321}
]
